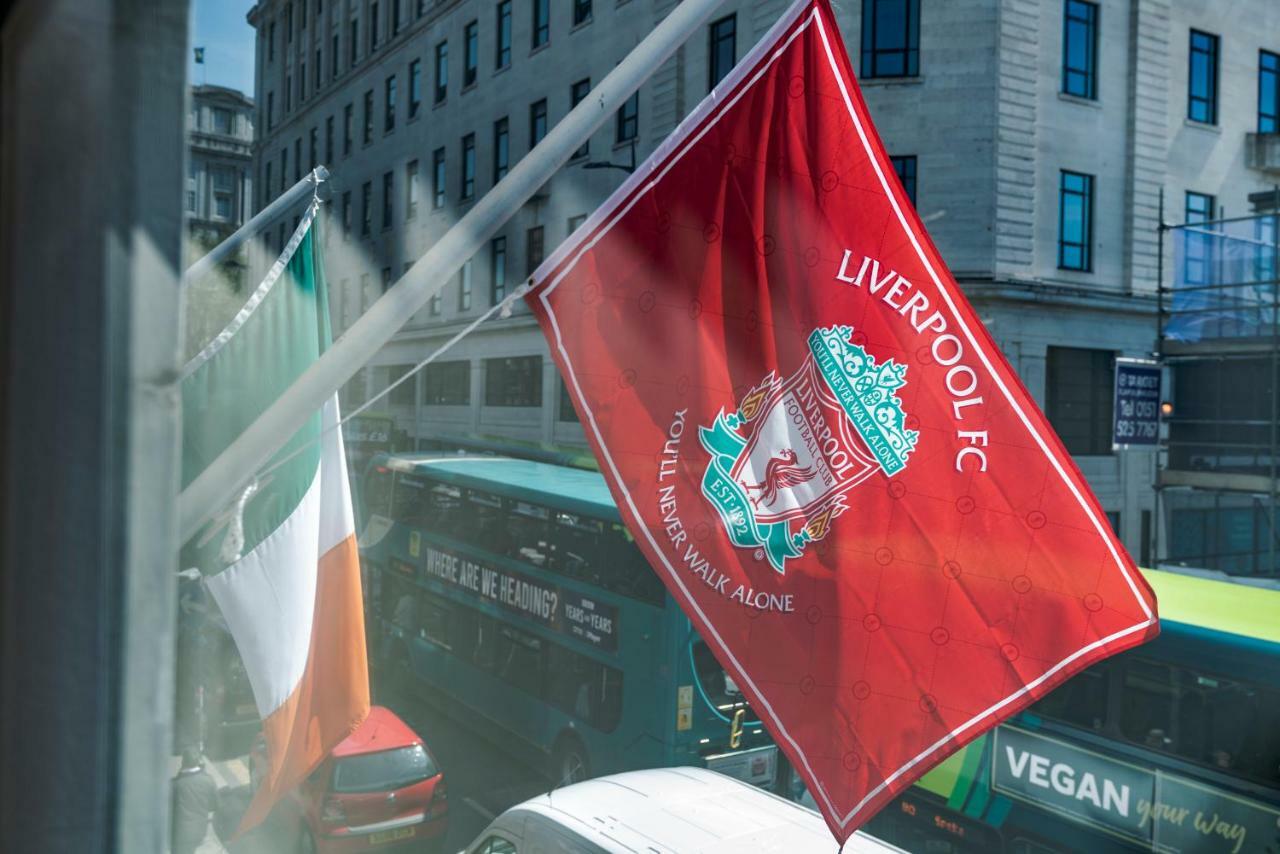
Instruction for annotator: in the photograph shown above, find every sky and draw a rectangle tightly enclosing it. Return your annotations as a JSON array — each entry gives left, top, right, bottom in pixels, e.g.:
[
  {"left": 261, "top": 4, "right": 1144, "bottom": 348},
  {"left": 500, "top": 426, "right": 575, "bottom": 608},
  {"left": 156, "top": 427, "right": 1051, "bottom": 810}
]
[{"left": 189, "top": 0, "right": 259, "bottom": 97}]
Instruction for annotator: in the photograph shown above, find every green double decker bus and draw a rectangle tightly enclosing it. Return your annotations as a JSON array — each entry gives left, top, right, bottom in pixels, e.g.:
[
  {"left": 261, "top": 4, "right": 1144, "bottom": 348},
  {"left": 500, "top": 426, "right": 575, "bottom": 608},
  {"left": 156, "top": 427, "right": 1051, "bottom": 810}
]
[{"left": 358, "top": 453, "right": 779, "bottom": 790}]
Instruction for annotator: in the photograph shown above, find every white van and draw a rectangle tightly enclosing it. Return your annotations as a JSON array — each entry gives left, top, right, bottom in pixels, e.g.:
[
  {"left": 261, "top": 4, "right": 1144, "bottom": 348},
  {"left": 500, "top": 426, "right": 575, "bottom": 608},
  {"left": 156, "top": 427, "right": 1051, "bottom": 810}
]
[{"left": 461, "top": 767, "right": 906, "bottom": 854}]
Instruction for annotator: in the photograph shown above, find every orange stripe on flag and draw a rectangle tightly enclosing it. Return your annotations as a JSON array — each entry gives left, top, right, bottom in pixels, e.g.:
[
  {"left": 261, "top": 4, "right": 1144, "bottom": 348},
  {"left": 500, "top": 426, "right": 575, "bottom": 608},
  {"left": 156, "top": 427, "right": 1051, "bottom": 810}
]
[{"left": 237, "top": 533, "right": 370, "bottom": 834}]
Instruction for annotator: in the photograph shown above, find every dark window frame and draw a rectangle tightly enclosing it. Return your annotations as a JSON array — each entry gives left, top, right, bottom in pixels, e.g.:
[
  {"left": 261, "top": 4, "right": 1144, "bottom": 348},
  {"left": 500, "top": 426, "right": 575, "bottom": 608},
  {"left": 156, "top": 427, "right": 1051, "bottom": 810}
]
[
  {"left": 708, "top": 14, "right": 736, "bottom": 90},
  {"left": 1188, "top": 29, "right": 1220, "bottom": 125},
  {"left": 1062, "top": 0, "right": 1098, "bottom": 100},
  {"left": 1045, "top": 346, "right": 1115, "bottom": 456},
  {"left": 1260, "top": 49, "right": 1279, "bottom": 133},
  {"left": 860, "top": 0, "right": 920, "bottom": 79},
  {"left": 1057, "top": 170, "right": 1094, "bottom": 272}
]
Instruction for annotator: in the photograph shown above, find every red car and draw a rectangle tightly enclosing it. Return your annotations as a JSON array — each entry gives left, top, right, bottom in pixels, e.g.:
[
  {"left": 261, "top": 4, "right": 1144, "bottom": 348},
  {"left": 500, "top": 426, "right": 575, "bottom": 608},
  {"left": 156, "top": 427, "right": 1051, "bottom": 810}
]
[{"left": 257, "top": 706, "right": 449, "bottom": 853}]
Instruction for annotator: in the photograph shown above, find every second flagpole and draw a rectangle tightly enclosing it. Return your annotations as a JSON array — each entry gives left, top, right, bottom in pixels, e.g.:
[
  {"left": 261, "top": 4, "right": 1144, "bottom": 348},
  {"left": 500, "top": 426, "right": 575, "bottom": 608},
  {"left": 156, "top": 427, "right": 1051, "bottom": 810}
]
[{"left": 178, "top": 0, "right": 730, "bottom": 544}]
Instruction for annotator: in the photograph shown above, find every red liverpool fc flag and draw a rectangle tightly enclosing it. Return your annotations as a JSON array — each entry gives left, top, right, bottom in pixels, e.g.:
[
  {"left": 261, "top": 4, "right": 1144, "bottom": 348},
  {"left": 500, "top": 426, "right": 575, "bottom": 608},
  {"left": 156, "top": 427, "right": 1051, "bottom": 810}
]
[{"left": 528, "top": 0, "right": 1158, "bottom": 842}]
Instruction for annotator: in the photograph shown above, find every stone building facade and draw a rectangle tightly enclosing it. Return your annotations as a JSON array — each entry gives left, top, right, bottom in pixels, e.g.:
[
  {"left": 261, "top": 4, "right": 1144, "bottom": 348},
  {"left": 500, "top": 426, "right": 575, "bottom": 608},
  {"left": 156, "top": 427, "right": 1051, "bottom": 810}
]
[{"left": 247, "top": 0, "right": 1280, "bottom": 568}]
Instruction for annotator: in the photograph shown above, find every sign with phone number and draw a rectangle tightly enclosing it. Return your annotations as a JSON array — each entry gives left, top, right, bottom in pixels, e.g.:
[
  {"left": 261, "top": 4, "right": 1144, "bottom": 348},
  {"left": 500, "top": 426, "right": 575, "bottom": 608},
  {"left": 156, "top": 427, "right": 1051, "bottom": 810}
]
[
  {"left": 407, "top": 546, "right": 619, "bottom": 652},
  {"left": 1113, "top": 360, "right": 1161, "bottom": 449}
]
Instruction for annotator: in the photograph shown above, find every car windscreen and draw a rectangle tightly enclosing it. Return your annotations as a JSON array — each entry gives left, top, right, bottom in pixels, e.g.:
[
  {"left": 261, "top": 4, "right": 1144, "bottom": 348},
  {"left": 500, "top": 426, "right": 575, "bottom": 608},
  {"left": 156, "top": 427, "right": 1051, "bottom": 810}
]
[{"left": 331, "top": 744, "right": 436, "bottom": 793}]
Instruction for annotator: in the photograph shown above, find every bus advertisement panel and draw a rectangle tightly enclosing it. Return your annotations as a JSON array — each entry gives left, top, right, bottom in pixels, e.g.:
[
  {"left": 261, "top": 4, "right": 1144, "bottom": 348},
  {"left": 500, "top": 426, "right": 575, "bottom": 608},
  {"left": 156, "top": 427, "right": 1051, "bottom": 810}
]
[{"left": 359, "top": 454, "right": 778, "bottom": 791}]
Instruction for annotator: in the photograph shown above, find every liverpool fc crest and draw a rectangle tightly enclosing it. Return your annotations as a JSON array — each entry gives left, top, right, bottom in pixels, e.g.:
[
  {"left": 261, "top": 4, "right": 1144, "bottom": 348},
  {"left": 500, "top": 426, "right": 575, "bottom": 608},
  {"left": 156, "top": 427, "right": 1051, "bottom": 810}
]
[{"left": 699, "top": 325, "right": 919, "bottom": 573}]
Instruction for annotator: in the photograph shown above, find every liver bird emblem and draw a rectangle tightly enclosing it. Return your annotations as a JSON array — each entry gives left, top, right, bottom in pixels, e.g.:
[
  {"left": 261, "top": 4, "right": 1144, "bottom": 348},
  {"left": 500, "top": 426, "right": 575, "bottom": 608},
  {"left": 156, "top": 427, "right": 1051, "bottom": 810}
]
[{"left": 745, "top": 449, "right": 816, "bottom": 508}]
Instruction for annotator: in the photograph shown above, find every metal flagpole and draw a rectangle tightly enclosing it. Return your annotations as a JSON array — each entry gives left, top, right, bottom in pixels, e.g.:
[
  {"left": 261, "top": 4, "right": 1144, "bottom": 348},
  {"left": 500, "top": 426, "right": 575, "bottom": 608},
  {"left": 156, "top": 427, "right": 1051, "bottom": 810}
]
[
  {"left": 182, "top": 166, "right": 329, "bottom": 288},
  {"left": 178, "top": 0, "right": 729, "bottom": 544}
]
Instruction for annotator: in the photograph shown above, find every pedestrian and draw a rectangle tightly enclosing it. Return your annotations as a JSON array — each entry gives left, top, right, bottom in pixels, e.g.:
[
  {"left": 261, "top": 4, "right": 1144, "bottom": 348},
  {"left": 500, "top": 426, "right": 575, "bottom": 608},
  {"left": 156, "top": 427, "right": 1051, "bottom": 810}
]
[{"left": 171, "top": 747, "right": 219, "bottom": 854}]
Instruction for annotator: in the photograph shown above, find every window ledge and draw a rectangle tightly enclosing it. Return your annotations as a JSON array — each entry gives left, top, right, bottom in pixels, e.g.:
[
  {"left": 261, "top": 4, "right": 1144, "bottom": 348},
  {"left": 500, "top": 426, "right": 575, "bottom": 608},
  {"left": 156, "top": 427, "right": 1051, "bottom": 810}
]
[
  {"left": 1058, "top": 91, "right": 1101, "bottom": 109},
  {"left": 461, "top": 81, "right": 478, "bottom": 95},
  {"left": 1184, "top": 118, "right": 1221, "bottom": 134},
  {"left": 570, "top": 18, "right": 593, "bottom": 34},
  {"left": 858, "top": 75, "right": 924, "bottom": 88},
  {"left": 494, "top": 63, "right": 511, "bottom": 78},
  {"left": 530, "top": 42, "right": 550, "bottom": 58}
]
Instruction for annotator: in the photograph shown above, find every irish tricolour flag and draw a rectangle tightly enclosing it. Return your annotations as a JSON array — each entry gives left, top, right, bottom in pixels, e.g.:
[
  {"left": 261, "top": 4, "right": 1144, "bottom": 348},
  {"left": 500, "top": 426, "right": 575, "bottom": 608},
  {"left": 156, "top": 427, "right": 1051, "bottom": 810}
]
[{"left": 181, "top": 203, "right": 370, "bottom": 831}]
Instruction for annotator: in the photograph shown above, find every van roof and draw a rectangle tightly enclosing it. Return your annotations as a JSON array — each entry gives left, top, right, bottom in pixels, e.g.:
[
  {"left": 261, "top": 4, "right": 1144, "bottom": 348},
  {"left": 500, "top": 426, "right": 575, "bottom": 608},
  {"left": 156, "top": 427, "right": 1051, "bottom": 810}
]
[{"left": 513, "top": 767, "right": 903, "bottom": 853}]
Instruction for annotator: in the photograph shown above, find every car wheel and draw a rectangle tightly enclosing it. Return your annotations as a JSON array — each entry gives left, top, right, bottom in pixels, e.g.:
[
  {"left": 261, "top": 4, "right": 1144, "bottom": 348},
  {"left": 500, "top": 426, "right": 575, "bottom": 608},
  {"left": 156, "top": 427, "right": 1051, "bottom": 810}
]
[{"left": 551, "top": 737, "right": 590, "bottom": 788}]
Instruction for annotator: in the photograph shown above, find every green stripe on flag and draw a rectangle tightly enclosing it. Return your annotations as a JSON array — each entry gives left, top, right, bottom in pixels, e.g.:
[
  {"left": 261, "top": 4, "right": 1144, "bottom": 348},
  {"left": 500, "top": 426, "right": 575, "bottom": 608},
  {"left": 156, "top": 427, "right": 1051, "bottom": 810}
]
[{"left": 181, "top": 223, "right": 331, "bottom": 576}]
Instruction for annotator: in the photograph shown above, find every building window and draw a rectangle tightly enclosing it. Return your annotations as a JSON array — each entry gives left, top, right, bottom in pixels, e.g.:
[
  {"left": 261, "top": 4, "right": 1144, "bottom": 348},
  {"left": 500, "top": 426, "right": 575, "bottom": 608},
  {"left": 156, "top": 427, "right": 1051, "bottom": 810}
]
[
  {"left": 529, "top": 98, "right": 547, "bottom": 148},
  {"left": 616, "top": 91, "right": 638, "bottom": 144},
  {"left": 570, "top": 78, "right": 591, "bottom": 158},
  {"left": 409, "top": 58, "right": 422, "bottom": 119},
  {"left": 186, "top": 189, "right": 196, "bottom": 214},
  {"left": 1046, "top": 346, "right": 1114, "bottom": 456},
  {"left": 341, "top": 190, "right": 351, "bottom": 238},
  {"left": 384, "top": 76, "right": 397, "bottom": 133},
  {"left": 1184, "top": 191, "right": 1216, "bottom": 285},
  {"left": 264, "top": 163, "right": 273, "bottom": 206},
  {"left": 1058, "top": 170, "right": 1093, "bottom": 271},
  {"left": 464, "top": 21, "right": 478, "bottom": 87},
  {"left": 533, "top": 0, "right": 549, "bottom": 49},
  {"left": 361, "top": 180, "right": 372, "bottom": 235},
  {"left": 432, "top": 147, "right": 446, "bottom": 208},
  {"left": 496, "top": 1, "right": 512, "bottom": 69},
  {"left": 332, "top": 33, "right": 340, "bottom": 77},
  {"left": 573, "top": 0, "right": 592, "bottom": 27},
  {"left": 493, "top": 117, "right": 509, "bottom": 182},
  {"left": 406, "top": 159, "right": 419, "bottom": 220},
  {"left": 382, "top": 171, "right": 393, "bottom": 228},
  {"left": 362, "top": 89, "right": 373, "bottom": 144},
  {"left": 860, "top": 0, "right": 920, "bottom": 79},
  {"left": 286, "top": 2, "right": 294, "bottom": 41},
  {"left": 558, "top": 378, "right": 580, "bottom": 423},
  {"left": 267, "top": 92, "right": 275, "bottom": 130},
  {"left": 211, "top": 107, "right": 233, "bottom": 135},
  {"left": 392, "top": 0, "right": 402, "bottom": 36},
  {"left": 459, "top": 259, "right": 473, "bottom": 311},
  {"left": 461, "top": 134, "right": 476, "bottom": 200},
  {"left": 568, "top": 214, "right": 586, "bottom": 234},
  {"left": 1062, "top": 0, "right": 1097, "bottom": 99},
  {"left": 285, "top": 74, "right": 292, "bottom": 112},
  {"left": 708, "top": 15, "right": 736, "bottom": 89},
  {"left": 281, "top": 147, "right": 288, "bottom": 188},
  {"left": 491, "top": 236, "right": 507, "bottom": 303},
  {"left": 300, "top": 0, "right": 306, "bottom": 28},
  {"left": 485, "top": 356, "right": 542, "bottom": 407},
  {"left": 424, "top": 361, "right": 470, "bottom": 405},
  {"left": 890, "top": 155, "right": 916, "bottom": 206},
  {"left": 435, "top": 41, "right": 448, "bottom": 103},
  {"left": 343, "top": 103, "right": 353, "bottom": 155},
  {"left": 315, "top": 48, "right": 322, "bottom": 90},
  {"left": 350, "top": 18, "right": 360, "bottom": 66},
  {"left": 386, "top": 364, "right": 416, "bottom": 407},
  {"left": 369, "top": 1, "right": 380, "bottom": 52},
  {"left": 526, "top": 225, "right": 544, "bottom": 276},
  {"left": 294, "top": 137, "right": 302, "bottom": 181},
  {"left": 429, "top": 289, "right": 441, "bottom": 316},
  {"left": 325, "top": 115, "right": 334, "bottom": 163},
  {"left": 1260, "top": 50, "right": 1279, "bottom": 133},
  {"left": 1188, "top": 30, "right": 1219, "bottom": 124},
  {"left": 381, "top": 266, "right": 392, "bottom": 293},
  {"left": 299, "top": 61, "right": 307, "bottom": 101},
  {"left": 309, "top": 127, "right": 318, "bottom": 171},
  {"left": 268, "top": 20, "right": 276, "bottom": 61}
]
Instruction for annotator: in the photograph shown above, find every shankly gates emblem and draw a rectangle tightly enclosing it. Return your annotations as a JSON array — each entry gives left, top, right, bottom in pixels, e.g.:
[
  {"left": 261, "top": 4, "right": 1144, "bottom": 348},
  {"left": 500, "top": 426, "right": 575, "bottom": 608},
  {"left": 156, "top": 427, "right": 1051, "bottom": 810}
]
[
  {"left": 527, "top": 0, "right": 1158, "bottom": 843},
  {"left": 701, "top": 326, "right": 919, "bottom": 573}
]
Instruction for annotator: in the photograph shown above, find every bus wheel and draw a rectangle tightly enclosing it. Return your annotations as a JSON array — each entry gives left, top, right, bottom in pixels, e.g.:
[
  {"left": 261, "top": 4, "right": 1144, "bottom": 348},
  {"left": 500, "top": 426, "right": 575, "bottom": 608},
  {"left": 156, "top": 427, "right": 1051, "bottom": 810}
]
[{"left": 551, "top": 736, "right": 590, "bottom": 787}]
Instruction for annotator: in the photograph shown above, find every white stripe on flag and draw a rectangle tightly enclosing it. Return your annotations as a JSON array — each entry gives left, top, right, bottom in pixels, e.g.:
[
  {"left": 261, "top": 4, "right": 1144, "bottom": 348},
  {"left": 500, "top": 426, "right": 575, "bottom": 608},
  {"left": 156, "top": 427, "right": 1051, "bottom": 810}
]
[{"left": 205, "top": 466, "right": 322, "bottom": 718}]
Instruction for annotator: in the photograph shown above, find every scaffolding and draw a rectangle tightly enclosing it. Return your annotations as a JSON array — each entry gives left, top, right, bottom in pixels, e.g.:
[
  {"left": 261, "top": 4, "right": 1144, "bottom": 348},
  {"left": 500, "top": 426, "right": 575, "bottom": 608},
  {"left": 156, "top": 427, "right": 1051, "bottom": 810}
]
[{"left": 1156, "top": 190, "right": 1280, "bottom": 579}]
